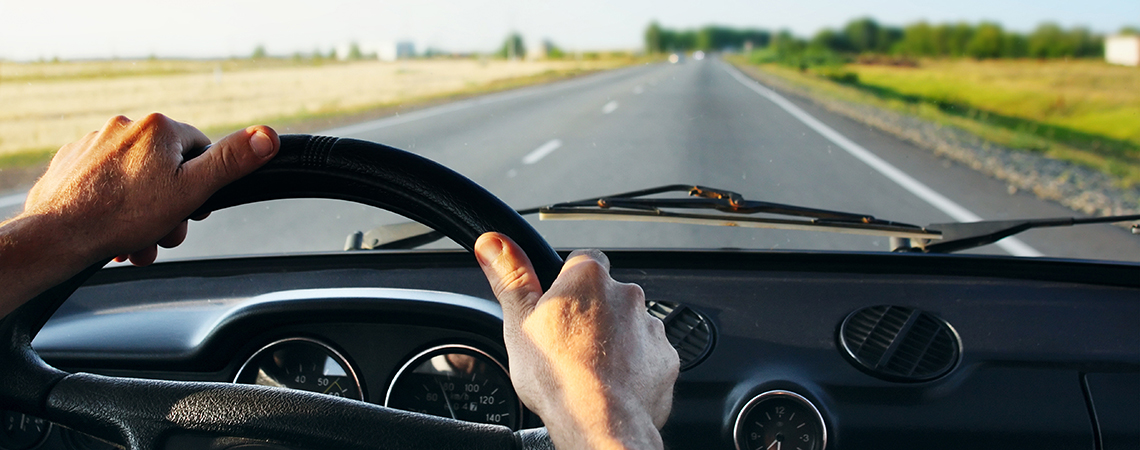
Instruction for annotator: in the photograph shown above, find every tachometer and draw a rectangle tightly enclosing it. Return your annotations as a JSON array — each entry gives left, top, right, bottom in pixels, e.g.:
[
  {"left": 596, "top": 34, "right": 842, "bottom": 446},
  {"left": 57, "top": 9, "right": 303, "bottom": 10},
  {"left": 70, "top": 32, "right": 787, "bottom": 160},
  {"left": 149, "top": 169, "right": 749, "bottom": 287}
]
[
  {"left": 385, "top": 344, "right": 521, "bottom": 430},
  {"left": 234, "top": 337, "right": 363, "bottom": 400}
]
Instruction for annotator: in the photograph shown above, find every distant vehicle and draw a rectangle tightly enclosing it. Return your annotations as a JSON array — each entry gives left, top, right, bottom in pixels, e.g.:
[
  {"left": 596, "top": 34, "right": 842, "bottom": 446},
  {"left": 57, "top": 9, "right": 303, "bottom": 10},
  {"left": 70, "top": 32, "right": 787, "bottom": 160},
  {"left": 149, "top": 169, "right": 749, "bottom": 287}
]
[
  {"left": 693, "top": 50, "right": 706, "bottom": 60},
  {"left": 668, "top": 52, "right": 684, "bottom": 63}
]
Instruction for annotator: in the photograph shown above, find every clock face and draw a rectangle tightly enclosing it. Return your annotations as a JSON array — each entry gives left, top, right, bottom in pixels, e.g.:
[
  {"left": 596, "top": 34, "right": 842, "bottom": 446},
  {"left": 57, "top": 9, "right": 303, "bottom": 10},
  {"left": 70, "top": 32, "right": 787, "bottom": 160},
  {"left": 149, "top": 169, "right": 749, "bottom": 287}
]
[{"left": 734, "top": 391, "right": 826, "bottom": 450}]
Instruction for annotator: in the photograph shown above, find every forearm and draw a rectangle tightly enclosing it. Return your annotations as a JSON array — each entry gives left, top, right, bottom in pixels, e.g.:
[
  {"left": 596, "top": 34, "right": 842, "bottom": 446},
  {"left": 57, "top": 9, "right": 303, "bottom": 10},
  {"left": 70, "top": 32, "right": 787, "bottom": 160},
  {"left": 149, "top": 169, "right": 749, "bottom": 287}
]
[{"left": 0, "top": 213, "right": 94, "bottom": 319}]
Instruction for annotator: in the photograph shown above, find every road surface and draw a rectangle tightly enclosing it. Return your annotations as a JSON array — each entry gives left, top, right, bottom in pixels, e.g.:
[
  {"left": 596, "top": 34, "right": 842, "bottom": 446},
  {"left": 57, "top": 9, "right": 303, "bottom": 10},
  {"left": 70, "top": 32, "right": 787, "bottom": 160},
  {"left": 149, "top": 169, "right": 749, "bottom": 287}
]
[{"left": 3, "top": 58, "right": 1138, "bottom": 262}]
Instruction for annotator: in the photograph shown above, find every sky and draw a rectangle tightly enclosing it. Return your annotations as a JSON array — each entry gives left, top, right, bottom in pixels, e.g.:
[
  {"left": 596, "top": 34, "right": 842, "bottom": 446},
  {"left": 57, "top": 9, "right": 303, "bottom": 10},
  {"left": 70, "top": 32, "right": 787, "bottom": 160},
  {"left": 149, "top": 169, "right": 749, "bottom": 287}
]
[{"left": 1, "top": 0, "right": 1138, "bottom": 60}]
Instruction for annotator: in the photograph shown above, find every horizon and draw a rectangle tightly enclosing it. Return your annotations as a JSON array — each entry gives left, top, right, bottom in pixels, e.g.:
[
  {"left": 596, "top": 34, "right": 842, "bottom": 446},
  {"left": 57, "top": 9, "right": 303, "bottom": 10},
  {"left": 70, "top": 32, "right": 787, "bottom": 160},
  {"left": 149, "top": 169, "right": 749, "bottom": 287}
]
[{"left": 2, "top": 0, "right": 1137, "bottom": 62}]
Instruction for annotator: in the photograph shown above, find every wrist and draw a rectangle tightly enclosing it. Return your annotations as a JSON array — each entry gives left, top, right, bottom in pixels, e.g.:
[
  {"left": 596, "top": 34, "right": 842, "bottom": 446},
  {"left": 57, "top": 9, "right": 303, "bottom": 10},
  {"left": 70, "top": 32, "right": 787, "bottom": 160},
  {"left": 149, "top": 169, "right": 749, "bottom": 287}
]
[{"left": 536, "top": 380, "right": 663, "bottom": 450}]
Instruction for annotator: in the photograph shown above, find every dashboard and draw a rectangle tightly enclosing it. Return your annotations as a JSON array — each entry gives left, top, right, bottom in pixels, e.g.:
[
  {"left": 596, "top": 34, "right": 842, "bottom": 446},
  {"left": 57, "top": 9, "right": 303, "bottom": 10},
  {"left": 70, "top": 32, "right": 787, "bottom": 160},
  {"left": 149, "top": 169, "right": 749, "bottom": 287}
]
[{"left": 3, "top": 250, "right": 1138, "bottom": 450}]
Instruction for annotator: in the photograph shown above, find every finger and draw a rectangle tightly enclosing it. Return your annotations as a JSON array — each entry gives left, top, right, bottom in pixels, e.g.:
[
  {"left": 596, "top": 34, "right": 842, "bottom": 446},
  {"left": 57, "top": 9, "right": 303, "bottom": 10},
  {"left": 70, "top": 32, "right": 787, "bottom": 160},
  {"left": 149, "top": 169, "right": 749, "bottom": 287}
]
[
  {"left": 170, "top": 118, "right": 211, "bottom": 161},
  {"left": 128, "top": 245, "right": 158, "bottom": 266},
  {"left": 475, "top": 232, "right": 543, "bottom": 315},
  {"left": 113, "top": 255, "right": 130, "bottom": 263},
  {"left": 191, "top": 212, "right": 211, "bottom": 221},
  {"left": 157, "top": 221, "right": 189, "bottom": 248},
  {"left": 563, "top": 248, "right": 610, "bottom": 274},
  {"left": 180, "top": 125, "right": 280, "bottom": 198}
]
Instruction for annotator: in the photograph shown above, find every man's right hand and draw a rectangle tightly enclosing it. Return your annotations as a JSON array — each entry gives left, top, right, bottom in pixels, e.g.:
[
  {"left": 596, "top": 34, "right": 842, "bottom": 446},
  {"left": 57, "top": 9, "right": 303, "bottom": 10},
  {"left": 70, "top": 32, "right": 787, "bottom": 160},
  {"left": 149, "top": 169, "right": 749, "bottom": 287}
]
[{"left": 475, "top": 232, "right": 679, "bottom": 450}]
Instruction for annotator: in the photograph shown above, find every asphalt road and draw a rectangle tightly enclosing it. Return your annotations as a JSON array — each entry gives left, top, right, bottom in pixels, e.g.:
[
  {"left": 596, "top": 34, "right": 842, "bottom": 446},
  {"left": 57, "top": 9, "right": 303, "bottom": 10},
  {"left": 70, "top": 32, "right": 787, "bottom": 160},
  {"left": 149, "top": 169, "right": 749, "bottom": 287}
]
[{"left": 4, "top": 58, "right": 1138, "bottom": 262}]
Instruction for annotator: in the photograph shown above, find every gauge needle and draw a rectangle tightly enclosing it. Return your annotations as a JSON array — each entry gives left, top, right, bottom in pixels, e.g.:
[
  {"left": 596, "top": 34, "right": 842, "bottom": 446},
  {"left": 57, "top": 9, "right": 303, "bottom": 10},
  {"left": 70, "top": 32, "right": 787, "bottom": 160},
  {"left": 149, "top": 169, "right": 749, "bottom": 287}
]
[
  {"left": 766, "top": 440, "right": 780, "bottom": 450},
  {"left": 437, "top": 380, "right": 456, "bottom": 419}
]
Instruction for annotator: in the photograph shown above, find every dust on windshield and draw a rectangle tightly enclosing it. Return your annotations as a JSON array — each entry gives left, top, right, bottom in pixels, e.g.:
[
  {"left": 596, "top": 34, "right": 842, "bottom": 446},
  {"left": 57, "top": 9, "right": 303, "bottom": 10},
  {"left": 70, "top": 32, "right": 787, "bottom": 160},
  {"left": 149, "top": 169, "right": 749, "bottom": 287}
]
[{"left": 1, "top": 1, "right": 1138, "bottom": 262}]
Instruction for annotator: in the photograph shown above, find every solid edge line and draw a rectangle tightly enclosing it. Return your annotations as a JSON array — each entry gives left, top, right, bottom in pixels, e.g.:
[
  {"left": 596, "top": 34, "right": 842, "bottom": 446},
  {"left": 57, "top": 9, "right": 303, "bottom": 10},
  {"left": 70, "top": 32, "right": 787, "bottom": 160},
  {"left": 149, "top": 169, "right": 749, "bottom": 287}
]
[
  {"left": 0, "top": 192, "right": 27, "bottom": 209},
  {"left": 522, "top": 139, "right": 564, "bottom": 165},
  {"left": 722, "top": 63, "right": 1043, "bottom": 257},
  {"left": 320, "top": 64, "right": 648, "bottom": 137}
]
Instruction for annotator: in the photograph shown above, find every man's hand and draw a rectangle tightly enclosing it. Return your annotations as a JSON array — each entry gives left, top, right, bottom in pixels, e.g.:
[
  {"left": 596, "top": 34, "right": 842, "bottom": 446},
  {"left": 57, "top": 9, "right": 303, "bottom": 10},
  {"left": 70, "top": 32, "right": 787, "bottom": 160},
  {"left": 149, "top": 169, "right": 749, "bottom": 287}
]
[
  {"left": 475, "top": 232, "right": 679, "bottom": 450},
  {"left": 0, "top": 114, "right": 279, "bottom": 318}
]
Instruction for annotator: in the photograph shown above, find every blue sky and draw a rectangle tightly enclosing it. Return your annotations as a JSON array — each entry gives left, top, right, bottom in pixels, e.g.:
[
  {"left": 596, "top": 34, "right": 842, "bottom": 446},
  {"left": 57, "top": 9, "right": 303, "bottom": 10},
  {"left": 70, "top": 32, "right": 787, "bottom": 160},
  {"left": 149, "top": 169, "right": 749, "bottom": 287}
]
[{"left": 1, "top": 0, "right": 1137, "bottom": 60}]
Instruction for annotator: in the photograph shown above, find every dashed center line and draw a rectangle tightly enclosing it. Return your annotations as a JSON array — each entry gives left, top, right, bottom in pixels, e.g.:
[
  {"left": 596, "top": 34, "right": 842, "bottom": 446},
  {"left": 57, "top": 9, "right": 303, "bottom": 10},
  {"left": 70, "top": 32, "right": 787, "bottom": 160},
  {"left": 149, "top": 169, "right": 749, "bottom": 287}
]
[
  {"left": 522, "top": 139, "right": 563, "bottom": 165},
  {"left": 602, "top": 101, "right": 619, "bottom": 114}
]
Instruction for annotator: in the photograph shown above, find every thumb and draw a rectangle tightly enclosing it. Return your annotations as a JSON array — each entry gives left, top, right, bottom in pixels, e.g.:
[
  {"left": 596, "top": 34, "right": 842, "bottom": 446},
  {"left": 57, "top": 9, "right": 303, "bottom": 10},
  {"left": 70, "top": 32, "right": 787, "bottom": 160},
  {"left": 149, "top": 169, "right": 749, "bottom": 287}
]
[
  {"left": 475, "top": 232, "right": 543, "bottom": 316},
  {"left": 181, "top": 125, "right": 279, "bottom": 195}
]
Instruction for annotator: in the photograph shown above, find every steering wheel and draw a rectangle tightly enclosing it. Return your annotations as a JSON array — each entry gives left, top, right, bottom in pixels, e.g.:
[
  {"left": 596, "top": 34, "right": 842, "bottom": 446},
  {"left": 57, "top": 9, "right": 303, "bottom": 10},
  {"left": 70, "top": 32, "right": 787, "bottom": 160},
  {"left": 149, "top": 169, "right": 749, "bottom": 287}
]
[{"left": 0, "top": 135, "right": 562, "bottom": 450}]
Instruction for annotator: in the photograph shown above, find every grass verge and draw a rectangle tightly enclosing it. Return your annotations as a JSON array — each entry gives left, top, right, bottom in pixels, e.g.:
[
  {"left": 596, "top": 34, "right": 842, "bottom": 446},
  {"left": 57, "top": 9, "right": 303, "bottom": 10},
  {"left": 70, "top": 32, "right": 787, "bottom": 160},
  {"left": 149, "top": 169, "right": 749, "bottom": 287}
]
[{"left": 726, "top": 56, "right": 1140, "bottom": 187}]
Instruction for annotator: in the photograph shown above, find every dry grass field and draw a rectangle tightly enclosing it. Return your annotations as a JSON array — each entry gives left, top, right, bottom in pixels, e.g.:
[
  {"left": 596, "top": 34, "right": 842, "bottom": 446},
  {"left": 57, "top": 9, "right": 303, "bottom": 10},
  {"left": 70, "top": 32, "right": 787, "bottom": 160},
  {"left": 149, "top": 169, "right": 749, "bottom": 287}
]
[{"left": 0, "top": 58, "right": 627, "bottom": 161}]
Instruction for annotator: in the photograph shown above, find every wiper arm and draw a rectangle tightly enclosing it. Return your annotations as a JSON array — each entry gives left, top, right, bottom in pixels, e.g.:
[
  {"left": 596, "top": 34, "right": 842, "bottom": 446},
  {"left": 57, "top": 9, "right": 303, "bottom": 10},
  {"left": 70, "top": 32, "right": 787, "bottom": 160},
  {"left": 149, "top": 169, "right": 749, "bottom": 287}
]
[{"left": 921, "top": 214, "right": 1140, "bottom": 254}]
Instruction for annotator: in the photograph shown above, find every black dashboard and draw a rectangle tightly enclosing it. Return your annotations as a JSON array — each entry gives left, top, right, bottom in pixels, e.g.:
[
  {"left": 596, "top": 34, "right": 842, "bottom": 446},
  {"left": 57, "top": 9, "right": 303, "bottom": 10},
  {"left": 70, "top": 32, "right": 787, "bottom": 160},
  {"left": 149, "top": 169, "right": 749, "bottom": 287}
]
[{"left": 7, "top": 250, "right": 1139, "bottom": 450}]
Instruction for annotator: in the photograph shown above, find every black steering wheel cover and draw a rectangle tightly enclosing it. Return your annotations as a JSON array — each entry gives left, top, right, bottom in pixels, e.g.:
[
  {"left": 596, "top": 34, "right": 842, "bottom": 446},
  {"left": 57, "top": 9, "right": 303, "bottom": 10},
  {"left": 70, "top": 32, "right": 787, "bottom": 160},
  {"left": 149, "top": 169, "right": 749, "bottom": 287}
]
[
  {"left": 0, "top": 135, "right": 559, "bottom": 449},
  {"left": 194, "top": 135, "right": 562, "bottom": 289}
]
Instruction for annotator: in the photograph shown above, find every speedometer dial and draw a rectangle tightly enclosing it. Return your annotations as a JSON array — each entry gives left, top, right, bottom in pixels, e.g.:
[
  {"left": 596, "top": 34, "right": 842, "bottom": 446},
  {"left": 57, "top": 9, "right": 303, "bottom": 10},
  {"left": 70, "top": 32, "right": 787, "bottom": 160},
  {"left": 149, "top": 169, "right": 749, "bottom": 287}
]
[
  {"left": 385, "top": 344, "right": 521, "bottom": 430},
  {"left": 234, "top": 337, "right": 364, "bottom": 401}
]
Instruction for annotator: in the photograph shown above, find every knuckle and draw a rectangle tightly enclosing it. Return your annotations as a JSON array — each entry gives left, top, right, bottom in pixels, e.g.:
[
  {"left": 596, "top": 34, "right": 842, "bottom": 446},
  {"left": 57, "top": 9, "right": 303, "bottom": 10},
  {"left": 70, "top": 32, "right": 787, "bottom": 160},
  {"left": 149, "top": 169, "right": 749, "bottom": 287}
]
[
  {"left": 103, "top": 115, "right": 131, "bottom": 131},
  {"left": 136, "top": 112, "right": 171, "bottom": 130}
]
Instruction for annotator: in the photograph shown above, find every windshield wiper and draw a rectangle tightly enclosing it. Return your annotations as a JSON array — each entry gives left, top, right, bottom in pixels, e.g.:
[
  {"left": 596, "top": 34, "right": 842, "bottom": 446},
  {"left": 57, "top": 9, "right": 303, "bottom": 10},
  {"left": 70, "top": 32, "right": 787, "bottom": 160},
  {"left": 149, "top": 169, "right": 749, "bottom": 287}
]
[{"left": 346, "top": 184, "right": 1139, "bottom": 255}]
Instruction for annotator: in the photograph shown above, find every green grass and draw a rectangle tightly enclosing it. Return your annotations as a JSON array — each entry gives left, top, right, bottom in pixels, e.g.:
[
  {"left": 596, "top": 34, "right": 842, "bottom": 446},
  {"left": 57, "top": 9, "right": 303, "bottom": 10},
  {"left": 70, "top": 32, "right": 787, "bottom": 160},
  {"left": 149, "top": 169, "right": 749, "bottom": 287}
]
[{"left": 729, "top": 56, "right": 1140, "bottom": 186}]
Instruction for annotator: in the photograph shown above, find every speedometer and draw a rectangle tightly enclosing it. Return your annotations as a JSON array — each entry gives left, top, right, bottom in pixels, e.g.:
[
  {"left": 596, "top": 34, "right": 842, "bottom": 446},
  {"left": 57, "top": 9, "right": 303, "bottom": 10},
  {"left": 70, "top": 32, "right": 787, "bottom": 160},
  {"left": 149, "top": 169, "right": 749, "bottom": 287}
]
[
  {"left": 385, "top": 344, "right": 521, "bottom": 430},
  {"left": 234, "top": 337, "right": 364, "bottom": 401}
]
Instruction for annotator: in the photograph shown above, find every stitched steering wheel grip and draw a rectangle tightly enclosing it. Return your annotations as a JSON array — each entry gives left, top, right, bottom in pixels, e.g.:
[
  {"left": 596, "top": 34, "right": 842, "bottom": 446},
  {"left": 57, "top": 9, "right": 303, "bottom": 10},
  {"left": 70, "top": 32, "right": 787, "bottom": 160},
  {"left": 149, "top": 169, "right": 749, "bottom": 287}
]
[{"left": 0, "top": 135, "right": 560, "bottom": 450}]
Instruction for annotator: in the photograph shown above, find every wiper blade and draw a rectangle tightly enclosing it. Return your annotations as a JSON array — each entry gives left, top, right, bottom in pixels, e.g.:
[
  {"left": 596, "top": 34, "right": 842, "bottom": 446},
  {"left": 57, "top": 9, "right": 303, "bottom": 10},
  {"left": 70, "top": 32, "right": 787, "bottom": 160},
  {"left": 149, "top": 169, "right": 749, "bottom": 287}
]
[
  {"left": 539, "top": 184, "right": 939, "bottom": 240},
  {"left": 347, "top": 184, "right": 1139, "bottom": 254}
]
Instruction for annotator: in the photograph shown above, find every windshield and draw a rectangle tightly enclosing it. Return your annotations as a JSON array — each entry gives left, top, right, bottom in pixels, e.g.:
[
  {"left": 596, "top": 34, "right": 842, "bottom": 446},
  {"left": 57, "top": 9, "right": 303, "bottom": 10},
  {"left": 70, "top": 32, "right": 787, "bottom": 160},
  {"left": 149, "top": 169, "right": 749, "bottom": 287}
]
[{"left": 2, "top": 1, "right": 1138, "bottom": 262}]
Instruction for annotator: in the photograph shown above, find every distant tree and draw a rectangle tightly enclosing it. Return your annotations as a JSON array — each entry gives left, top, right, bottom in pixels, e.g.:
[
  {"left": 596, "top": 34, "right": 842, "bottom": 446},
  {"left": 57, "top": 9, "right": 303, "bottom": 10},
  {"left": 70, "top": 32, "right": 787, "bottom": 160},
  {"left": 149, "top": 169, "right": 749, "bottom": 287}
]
[
  {"left": 251, "top": 44, "right": 267, "bottom": 59},
  {"left": 499, "top": 33, "right": 525, "bottom": 59},
  {"left": 900, "top": 21, "right": 936, "bottom": 56},
  {"left": 645, "top": 22, "right": 663, "bottom": 53},
  {"left": 1001, "top": 33, "right": 1028, "bottom": 58},
  {"left": 545, "top": 40, "right": 566, "bottom": 58},
  {"left": 1028, "top": 23, "right": 1068, "bottom": 58},
  {"left": 947, "top": 22, "right": 974, "bottom": 57},
  {"left": 966, "top": 22, "right": 1004, "bottom": 59},
  {"left": 1120, "top": 26, "right": 1140, "bottom": 35},
  {"left": 348, "top": 42, "right": 363, "bottom": 60},
  {"left": 843, "top": 18, "right": 881, "bottom": 53},
  {"left": 1067, "top": 27, "right": 1102, "bottom": 57},
  {"left": 812, "top": 29, "right": 851, "bottom": 53}
]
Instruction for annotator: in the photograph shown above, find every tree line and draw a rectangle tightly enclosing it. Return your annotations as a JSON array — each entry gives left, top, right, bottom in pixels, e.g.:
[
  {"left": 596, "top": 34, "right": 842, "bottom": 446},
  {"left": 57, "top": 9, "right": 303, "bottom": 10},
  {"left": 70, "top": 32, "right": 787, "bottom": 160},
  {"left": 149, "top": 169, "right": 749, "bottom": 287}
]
[{"left": 646, "top": 19, "right": 1129, "bottom": 59}]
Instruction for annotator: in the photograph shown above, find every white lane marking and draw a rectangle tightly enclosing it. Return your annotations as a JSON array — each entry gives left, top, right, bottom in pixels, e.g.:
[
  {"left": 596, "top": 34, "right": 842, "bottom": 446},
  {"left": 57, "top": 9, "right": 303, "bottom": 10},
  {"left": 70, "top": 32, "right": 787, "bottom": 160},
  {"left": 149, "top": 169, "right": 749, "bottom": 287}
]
[
  {"left": 723, "top": 63, "right": 1043, "bottom": 257},
  {"left": 320, "top": 65, "right": 648, "bottom": 136},
  {"left": 0, "top": 192, "right": 27, "bottom": 208},
  {"left": 602, "top": 100, "right": 619, "bottom": 114},
  {"left": 522, "top": 139, "right": 563, "bottom": 165}
]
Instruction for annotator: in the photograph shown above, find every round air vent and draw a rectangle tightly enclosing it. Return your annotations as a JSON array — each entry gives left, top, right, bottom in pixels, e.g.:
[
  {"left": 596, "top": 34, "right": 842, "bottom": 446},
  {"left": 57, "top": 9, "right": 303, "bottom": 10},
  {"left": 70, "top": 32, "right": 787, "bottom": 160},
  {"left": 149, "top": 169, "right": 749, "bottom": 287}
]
[
  {"left": 647, "top": 300, "right": 715, "bottom": 371},
  {"left": 839, "top": 305, "right": 960, "bottom": 382}
]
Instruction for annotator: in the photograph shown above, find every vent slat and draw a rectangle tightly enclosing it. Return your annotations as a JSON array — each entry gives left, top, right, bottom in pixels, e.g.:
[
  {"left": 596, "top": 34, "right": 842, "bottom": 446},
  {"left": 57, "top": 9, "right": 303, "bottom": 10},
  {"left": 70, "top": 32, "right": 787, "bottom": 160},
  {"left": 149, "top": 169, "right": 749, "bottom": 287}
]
[
  {"left": 647, "top": 301, "right": 714, "bottom": 371},
  {"left": 840, "top": 305, "right": 960, "bottom": 382}
]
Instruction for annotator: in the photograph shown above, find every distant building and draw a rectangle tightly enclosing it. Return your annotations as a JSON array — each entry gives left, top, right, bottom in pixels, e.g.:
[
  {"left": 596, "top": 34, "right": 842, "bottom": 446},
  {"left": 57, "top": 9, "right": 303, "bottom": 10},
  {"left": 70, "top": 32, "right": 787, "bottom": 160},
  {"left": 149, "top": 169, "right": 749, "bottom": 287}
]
[
  {"left": 378, "top": 41, "right": 416, "bottom": 62},
  {"left": 336, "top": 41, "right": 415, "bottom": 61},
  {"left": 1105, "top": 35, "right": 1140, "bottom": 67}
]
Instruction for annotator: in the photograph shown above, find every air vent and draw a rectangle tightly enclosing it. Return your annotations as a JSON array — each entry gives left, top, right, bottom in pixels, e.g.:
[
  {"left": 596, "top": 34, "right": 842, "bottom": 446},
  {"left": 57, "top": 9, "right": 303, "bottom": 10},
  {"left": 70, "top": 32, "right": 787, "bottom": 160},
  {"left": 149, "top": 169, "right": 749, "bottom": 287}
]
[
  {"left": 839, "top": 305, "right": 960, "bottom": 382},
  {"left": 647, "top": 300, "right": 715, "bottom": 371}
]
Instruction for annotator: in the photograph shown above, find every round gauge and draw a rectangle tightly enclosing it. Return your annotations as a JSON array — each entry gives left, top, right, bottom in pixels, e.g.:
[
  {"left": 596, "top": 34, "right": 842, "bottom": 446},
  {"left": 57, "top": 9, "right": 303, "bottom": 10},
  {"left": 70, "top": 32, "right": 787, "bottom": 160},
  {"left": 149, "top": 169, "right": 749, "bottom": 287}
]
[
  {"left": 385, "top": 344, "right": 521, "bottom": 430},
  {"left": 1, "top": 411, "right": 50, "bottom": 450},
  {"left": 234, "top": 338, "right": 363, "bottom": 400},
  {"left": 734, "top": 390, "right": 827, "bottom": 450}
]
